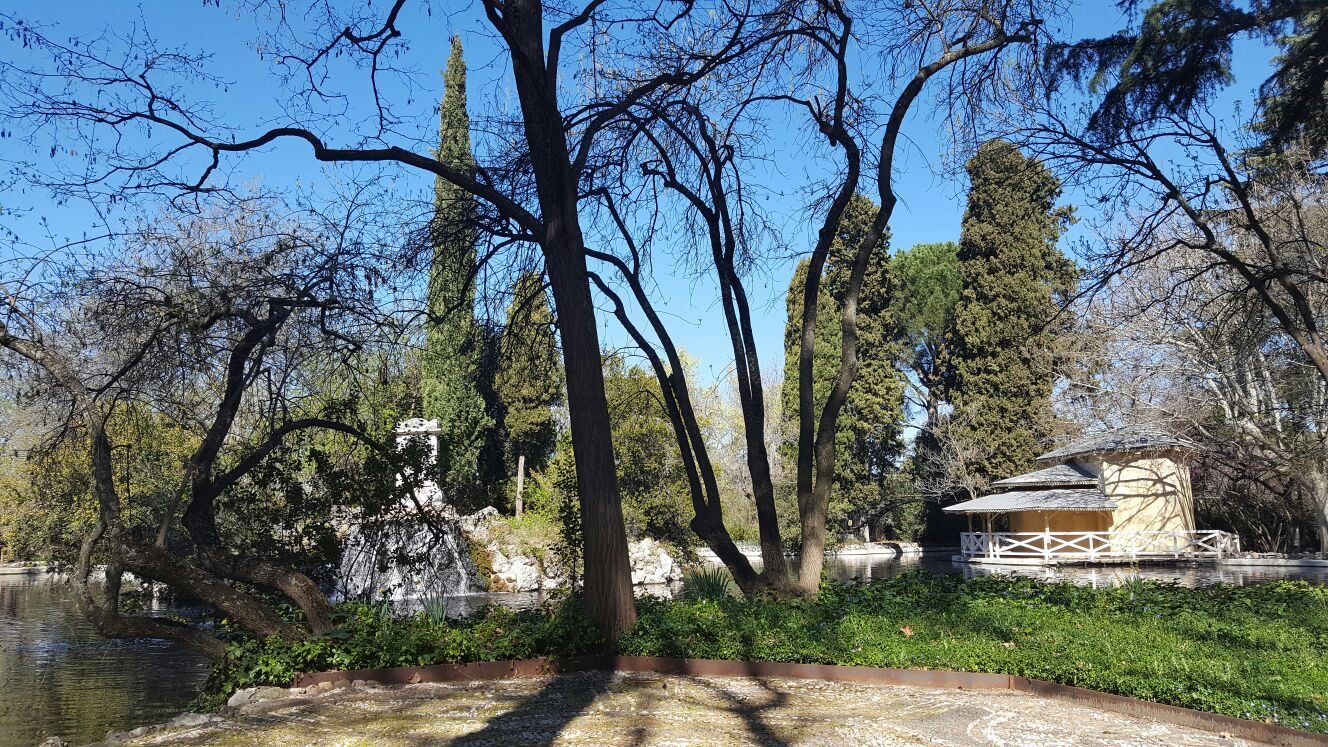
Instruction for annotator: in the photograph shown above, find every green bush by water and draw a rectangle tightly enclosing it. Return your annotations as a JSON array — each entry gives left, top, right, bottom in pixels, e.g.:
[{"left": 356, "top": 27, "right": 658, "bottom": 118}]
[
  {"left": 201, "top": 595, "right": 600, "bottom": 708},
  {"left": 204, "top": 573, "right": 1328, "bottom": 732}
]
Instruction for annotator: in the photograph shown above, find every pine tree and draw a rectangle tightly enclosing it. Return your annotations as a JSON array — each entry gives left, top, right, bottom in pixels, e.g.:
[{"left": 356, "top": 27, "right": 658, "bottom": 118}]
[
  {"left": 945, "top": 140, "right": 1077, "bottom": 481},
  {"left": 888, "top": 241, "right": 965, "bottom": 540},
  {"left": 889, "top": 241, "right": 961, "bottom": 434},
  {"left": 420, "top": 36, "right": 494, "bottom": 499},
  {"left": 494, "top": 272, "right": 563, "bottom": 515}
]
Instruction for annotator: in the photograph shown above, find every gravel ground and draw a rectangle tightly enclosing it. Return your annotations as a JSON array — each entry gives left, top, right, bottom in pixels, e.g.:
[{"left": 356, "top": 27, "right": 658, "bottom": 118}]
[{"left": 106, "top": 671, "right": 1273, "bottom": 747}]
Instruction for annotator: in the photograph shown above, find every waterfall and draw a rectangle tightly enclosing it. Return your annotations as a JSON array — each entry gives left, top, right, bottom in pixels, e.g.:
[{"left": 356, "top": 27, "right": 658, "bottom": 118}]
[
  {"left": 333, "top": 518, "right": 483, "bottom": 603},
  {"left": 332, "top": 418, "right": 486, "bottom": 603}
]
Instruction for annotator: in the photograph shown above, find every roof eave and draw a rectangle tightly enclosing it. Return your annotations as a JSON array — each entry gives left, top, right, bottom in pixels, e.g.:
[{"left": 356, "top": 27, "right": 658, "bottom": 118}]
[
  {"left": 942, "top": 505, "right": 1115, "bottom": 514},
  {"left": 987, "top": 479, "right": 1099, "bottom": 489}
]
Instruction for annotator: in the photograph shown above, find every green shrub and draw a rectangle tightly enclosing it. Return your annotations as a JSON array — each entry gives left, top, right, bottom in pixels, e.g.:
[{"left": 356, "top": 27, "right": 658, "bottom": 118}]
[
  {"left": 200, "top": 594, "right": 601, "bottom": 709},
  {"left": 681, "top": 566, "right": 733, "bottom": 602},
  {"left": 200, "top": 572, "right": 1328, "bottom": 733}
]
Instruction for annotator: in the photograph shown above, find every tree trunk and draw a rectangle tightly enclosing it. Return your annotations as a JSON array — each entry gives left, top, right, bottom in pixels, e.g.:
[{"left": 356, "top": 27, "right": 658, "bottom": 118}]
[
  {"left": 716, "top": 266, "right": 788, "bottom": 582},
  {"left": 1309, "top": 469, "right": 1328, "bottom": 555},
  {"left": 590, "top": 267, "right": 769, "bottom": 596},
  {"left": 500, "top": 0, "right": 636, "bottom": 642},
  {"left": 183, "top": 481, "right": 334, "bottom": 635},
  {"left": 516, "top": 453, "right": 525, "bottom": 517},
  {"left": 796, "top": 432, "right": 839, "bottom": 589},
  {"left": 543, "top": 245, "right": 637, "bottom": 639}
]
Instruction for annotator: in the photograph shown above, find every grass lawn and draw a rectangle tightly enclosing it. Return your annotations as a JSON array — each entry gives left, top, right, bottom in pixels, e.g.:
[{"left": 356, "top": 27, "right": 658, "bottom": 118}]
[
  {"left": 623, "top": 573, "right": 1328, "bottom": 732},
  {"left": 212, "top": 572, "right": 1328, "bottom": 732}
]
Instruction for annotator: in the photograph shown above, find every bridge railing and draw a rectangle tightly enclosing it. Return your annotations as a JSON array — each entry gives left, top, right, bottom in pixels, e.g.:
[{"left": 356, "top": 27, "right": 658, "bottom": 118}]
[{"left": 958, "top": 530, "right": 1240, "bottom": 561}]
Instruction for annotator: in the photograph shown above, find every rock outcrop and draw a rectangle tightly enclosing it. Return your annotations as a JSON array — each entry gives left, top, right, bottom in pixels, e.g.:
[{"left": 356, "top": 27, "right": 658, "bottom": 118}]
[
  {"left": 466, "top": 509, "right": 684, "bottom": 592},
  {"left": 628, "top": 537, "right": 679, "bottom": 586}
]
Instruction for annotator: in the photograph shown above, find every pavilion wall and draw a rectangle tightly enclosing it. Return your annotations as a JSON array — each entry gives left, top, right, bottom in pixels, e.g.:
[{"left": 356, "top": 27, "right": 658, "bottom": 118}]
[{"left": 1097, "top": 451, "right": 1196, "bottom": 535}]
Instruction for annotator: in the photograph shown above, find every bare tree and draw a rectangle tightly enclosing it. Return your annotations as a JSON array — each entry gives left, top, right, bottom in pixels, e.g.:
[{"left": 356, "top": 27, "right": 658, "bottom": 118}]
[
  {"left": 1066, "top": 234, "right": 1328, "bottom": 551},
  {"left": 1, "top": 0, "right": 1054, "bottom": 610},
  {"left": 0, "top": 196, "right": 421, "bottom": 657},
  {"left": 1024, "top": 54, "right": 1328, "bottom": 384},
  {"left": 0, "top": 0, "right": 780, "bottom": 638},
  {"left": 580, "top": 0, "right": 1052, "bottom": 592}
]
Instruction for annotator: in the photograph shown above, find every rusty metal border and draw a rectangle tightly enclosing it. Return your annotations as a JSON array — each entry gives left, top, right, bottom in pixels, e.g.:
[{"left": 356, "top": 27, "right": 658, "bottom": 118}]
[{"left": 292, "top": 656, "right": 1326, "bottom": 747}]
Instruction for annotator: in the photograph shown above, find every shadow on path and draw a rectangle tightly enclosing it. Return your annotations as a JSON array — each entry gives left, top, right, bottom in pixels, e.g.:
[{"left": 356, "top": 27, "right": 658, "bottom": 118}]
[
  {"left": 694, "top": 671, "right": 792, "bottom": 747},
  {"left": 445, "top": 669, "right": 615, "bottom": 747}
]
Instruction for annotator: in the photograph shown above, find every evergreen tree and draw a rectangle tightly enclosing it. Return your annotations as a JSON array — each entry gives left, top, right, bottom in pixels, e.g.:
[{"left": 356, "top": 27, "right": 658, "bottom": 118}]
[
  {"left": 1049, "top": 0, "right": 1328, "bottom": 156},
  {"left": 420, "top": 36, "right": 494, "bottom": 500},
  {"left": 781, "top": 258, "right": 843, "bottom": 448},
  {"left": 945, "top": 140, "right": 1077, "bottom": 481},
  {"left": 889, "top": 241, "right": 961, "bottom": 433},
  {"left": 888, "top": 241, "right": 965, "bottom": 540},
  {"left": 494, "top": 272, "right": 563, "bottom": 514},
  {"left": 782, "top": 194, "right": 910, "bottom": 539}
]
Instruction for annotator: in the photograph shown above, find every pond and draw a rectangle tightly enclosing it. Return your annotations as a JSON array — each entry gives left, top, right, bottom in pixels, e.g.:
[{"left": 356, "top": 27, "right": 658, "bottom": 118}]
[
  {"left": 0, "top": 571, "right": 213, "bottom": 747},
  {"left": 6, "top": 554, "right": 1328, "bottom": 745}
]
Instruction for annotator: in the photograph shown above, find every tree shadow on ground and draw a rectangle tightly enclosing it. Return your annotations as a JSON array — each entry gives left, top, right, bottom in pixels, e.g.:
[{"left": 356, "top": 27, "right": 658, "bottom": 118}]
[
  {"left": 444, "top": 669, "right": 616, "bottom": 747},
  {"left": 692, "top": 673, "right": 792, "bottom": 747},
  {"left": 438, "top": 667, "right": 793, "bottom": 747}
]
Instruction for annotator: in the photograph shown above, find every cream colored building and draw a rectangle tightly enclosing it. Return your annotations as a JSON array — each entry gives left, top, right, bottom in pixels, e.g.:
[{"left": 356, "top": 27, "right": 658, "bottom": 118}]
[{"left": 946, "top": 426, "right": 1235, "bottom": 563}]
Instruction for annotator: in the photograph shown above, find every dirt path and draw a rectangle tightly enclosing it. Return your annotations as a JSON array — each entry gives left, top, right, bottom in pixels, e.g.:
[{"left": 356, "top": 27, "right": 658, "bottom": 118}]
[{"left": 111, "top": 671, "right": 1271, "bottom": 746}]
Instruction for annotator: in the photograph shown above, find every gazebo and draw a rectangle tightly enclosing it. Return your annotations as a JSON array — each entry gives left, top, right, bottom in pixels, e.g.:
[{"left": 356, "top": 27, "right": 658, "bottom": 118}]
[{"left": 945, "top": 425, "right": 1239, "bottom": 564}]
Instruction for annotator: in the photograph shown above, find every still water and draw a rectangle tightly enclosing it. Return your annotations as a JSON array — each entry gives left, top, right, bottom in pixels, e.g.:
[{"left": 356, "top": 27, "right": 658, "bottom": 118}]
[
  {"left": 5, "top": 555, "right": 1328, "bottom": 746},
  {"left": 0, "top": 572, "right": 213, "bottom": 746}
]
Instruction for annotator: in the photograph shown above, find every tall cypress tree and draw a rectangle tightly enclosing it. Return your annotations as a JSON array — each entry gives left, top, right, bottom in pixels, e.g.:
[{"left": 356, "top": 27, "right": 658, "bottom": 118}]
[
  {"left": 782, "top": 194, "right": 909, "bottom": 537},
  {"left": 781, "top": 257, "right": 843, "bottom": 448},
  {"left": 494, "top": 272, "right": 563, "bottom": 515},
  {"left": 945, "top": 140, "right": 1076, "bottom": 481},
  {"left": 421, "top": 36, "right": 493, "bottom": 498}
]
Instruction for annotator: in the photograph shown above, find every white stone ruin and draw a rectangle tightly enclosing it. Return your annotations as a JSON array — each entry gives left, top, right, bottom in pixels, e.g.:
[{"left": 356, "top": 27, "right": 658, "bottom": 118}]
[
  {"left": 394, "top": 417, "right": 445, "bottom": 508},
  {"left": 333, "top": 418, "right": 484, "bottom": 603}
]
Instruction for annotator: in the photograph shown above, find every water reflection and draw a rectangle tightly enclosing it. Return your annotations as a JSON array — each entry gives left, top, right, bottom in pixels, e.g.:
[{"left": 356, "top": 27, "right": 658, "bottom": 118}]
[
  {"left": 812, "top": 553, "right": 1328, "bottom": 587},
  {"left": 0, "top": 573, "right": 211, "bottom": 746}
]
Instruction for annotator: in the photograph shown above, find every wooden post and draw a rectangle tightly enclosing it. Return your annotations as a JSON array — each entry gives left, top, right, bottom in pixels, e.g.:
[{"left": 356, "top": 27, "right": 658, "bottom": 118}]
[
  {"left": 515, "top": 453, "right": 525, "bottom": 518},
  {"left": 1043, "top": 512, "right": 1051, "bottom": 562}
]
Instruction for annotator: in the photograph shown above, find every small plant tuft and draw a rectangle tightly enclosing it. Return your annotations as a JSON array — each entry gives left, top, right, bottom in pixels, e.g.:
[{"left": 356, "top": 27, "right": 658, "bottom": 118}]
[{"left": 682, "top": 566, "right": 732, "bottom": 601}]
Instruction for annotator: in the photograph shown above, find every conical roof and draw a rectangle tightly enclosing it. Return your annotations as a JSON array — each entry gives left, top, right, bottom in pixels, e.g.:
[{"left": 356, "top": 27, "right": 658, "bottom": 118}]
[{"left": 1036, "top": 425, "right": 1197, "bottom": 463}]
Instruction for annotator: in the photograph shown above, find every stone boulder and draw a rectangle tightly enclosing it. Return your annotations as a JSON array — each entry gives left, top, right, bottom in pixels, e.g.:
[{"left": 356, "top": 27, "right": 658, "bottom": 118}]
[
  {"left": 462, "top": 507, "right": 682, "bottom": 592},
  {"left": 226, "top": 686, "right": 291, "bottom": 709},
  {"left": 460, "top": 506, "right": 500, "bottom": 535},
  {"left": 488, "top": 548, "right": 548, "bottom": 592},
  {"left": 628, "top": 537, "right": 681, "bottom": 586}
]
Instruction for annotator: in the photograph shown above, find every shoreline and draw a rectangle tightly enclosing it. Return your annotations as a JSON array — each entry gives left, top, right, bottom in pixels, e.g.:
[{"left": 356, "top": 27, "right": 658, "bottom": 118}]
[
  {"left": 0, "top": 562, "right": 54, "bottom": 577},
  {"left": 694, "top": 542, "right": 958, "bottom": 563}
]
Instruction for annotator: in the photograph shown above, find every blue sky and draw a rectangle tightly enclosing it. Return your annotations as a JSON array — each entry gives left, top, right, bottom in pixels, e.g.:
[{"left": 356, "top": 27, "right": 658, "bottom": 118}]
[{"left": 0, "top": 1, "right": 1274, "bottom": 388}]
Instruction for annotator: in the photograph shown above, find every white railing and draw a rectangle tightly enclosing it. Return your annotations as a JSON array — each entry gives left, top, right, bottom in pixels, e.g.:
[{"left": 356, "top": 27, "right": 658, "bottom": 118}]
[{"left": 959, "top": 530, "right": 1240, "bottom": 562}]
